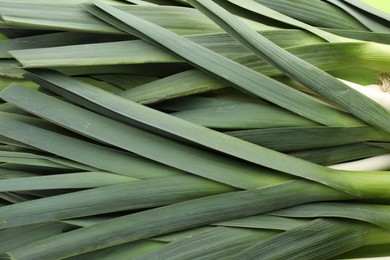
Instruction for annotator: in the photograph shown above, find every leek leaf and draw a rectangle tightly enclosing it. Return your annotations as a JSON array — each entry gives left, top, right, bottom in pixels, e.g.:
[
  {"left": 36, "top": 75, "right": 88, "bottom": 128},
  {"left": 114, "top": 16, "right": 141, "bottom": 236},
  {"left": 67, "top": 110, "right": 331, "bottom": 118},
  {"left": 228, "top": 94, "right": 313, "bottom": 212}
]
[
  {"left": 0, "top": 114, "right": 182, "bottom": 179},
  {"left": 4, "top": 180, "right": 351, "bottom": 259},
  {"left": 0, "top": 175, "right": 232, "bottom": 229},
  {"left": 235, "top": 218, "right": 390, "bottom": 259},
  {"left": 227, "top": 126, "right": 390, "bottom": 152},
  {"left": 0, "top": 171, "right": 137, "bottom": 191},
  {"left": 1, "top": 83, "right": 293, "bottom": 189},
  {"left": 137, "top": 227, "right": 277, "bottom": 260},
  {"left": 326, "top": 0, "right": 390, "bottom": 33},
  {"left": 255, "top": 0, "right": 367, "bottom": 30},
  {"left": 0, "top": 223, "right": 68, "bottom": 253},
  {"left": 84, "top": 1, "right": 363, "bottom": 127},
  {"left": 272, "top": 202, "right": 390, "bottom": 229},
  {"left": 189, "top": 0, "right": 390, "bottom": 134}
]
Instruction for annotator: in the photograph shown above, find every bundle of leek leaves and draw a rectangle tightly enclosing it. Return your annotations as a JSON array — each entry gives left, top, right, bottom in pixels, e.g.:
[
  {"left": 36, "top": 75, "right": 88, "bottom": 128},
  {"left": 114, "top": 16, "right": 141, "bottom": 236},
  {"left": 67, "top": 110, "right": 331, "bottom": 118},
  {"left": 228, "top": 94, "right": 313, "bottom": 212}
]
[{"left": 0, "top": 0, "right": 390, "bottom": 259}]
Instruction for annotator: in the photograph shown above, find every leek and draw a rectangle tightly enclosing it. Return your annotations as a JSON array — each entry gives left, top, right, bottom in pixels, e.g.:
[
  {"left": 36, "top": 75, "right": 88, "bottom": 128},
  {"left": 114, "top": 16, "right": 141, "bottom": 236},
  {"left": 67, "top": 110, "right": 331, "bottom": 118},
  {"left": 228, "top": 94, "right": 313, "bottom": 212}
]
[{"left": 0, "top": 0, "right": 389, "bottom": 259}]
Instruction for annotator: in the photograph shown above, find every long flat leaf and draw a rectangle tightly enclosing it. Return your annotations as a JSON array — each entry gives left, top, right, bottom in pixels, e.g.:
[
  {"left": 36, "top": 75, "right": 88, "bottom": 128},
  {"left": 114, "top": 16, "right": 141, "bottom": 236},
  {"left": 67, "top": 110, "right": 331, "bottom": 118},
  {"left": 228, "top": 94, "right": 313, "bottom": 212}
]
[
  {"left": 68, "top": 240, "right": 166, "bottom": 260},
  {"left": 0, "top": 168, "right": 37, "bottom": 179},
  {"left": 19, "top": 64, "right": 390, "bottom": 197},
  {"left": 154, "top": 96, "right": 259, "bottom": 111},
  {"left": 337, "top": 243, "right": 390, "bottom": 259},
  {"left": 368, "top": 142, "right": 390, "bottom": 150},
  {"left": 235, "top": 218, "right": 390, "bottom": 259},
  {"left": 188, "top": 0, "right": 390, "bottom": 134},
  {"left": 0, "top": 154, "right": 75, "bottom": 170},
  {"left": 146, "top": 216, "right": 307, "bottom": 259},
  {"left": 0, "top": 83, "right": 293, "bottom": 189},
  {"left": 215, "top": 215, "right": 309, "bottom": 231},
  {"left": 151, "top": 227, "right": 215, "bottom": 243},
  {"left": 0, "top": 60, "right": 25, "bottom": 79},
  {"left": 0, "top": 4, "right": 223, "bottom": 35},
  {"left": 3, "top": 180, "right": 352, "bottom": 259},
  {"left": 0, "top": 114, "right": 182, "bottom": 179},
  {"left": 173, "top": 102, "right": 318, "bottom": 129},
  {"left": 9, "top": 29, "right": 327, "bottom": 68},
  {"left": 92, "top": 74, "right": 158, "bottom": 90},
  {"left": 290, "top": 142, "right": 389, "bottom": 165},
  {"left": 84, "top": 1, "right": 363, "bottom": 128},
  {"left": 120, "top": 69, "right": 226, "bottom": 104},
  {"left": 255, "top": 0, "right": 367, "bottom": 30},
  {"left": 271, "top": 202, "right": 390, "bottom": 229},
  {"left": 227, "top": 126, "right": 390, "bottom": 152},
  {"left": 0, "top": 171, "right": 136, "bottom": 191},
  {"left": 0, "top": 151, "right": 96, "bottom": 172},
  {"left": 223, "top": 0, "right": 344, "bottom": 42},
  {"left": 0, "top": 31, "right": 133, "bottom": 58},
  {"left": 0, "top": 222, "right": 68, "bottom": 253},
  {"left": 0, "top": 192, "right": 32, "bottom": 204},
  {"left": 136, "top": 227, "right": 277, "bottom": 260},
  {"left": 118, "top": 38, "right": 390, "bottom": 103},
  {"left": 326, "top": 0, "right": 390, "bottom": 33},
  {"left": 0, "top": 175, "right": 232, "bottom": 229},
  {"left": 323, "top": 28, "right": 390, "bottom": 44}
]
